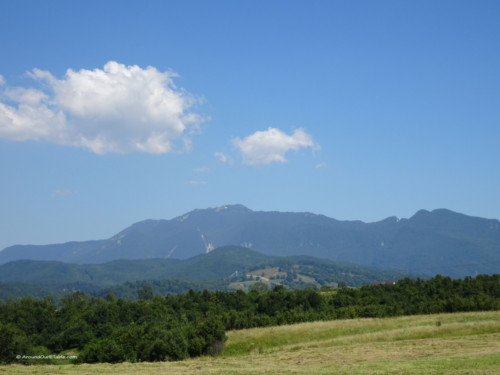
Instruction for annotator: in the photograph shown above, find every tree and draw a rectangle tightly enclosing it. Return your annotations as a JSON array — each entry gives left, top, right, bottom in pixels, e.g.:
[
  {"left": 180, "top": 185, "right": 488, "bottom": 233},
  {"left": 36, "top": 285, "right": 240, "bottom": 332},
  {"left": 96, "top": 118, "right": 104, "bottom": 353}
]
[
  {"left": 251, "top": 282, "right": 269, "bottom": 293},
  {"left": 77, "top": 338, "right": 125, "bottom": 363},
  {"left": 0, "top": 323, "right": 32, "bottom": 364},
  {"left": 137, "top": 285, "right": 154, "bottom": 300},
  {"left": 337, "top": 281, "right": 347, "bottom": 289}
]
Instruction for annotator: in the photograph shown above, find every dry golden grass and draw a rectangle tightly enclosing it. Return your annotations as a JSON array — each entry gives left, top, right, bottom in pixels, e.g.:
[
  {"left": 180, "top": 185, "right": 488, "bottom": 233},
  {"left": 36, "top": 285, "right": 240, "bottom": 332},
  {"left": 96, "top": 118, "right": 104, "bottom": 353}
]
[{"left": 2, "top": 311, "right": 499, "bottom": 375}]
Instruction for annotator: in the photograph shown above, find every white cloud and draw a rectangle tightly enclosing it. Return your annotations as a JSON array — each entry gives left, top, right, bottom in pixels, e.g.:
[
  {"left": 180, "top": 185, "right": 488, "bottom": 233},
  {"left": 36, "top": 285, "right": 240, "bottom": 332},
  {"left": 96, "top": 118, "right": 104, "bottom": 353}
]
[
  {"left": 0, "top": 61, "right": 205, "bottom": 154},
  {"left": 51, "top": 189, "right": 77, "bottom": 198},
  {"left": 214, "top": 151, "right": 231, "bottom": 164},
  {"left": 4, "top": 87, "right": 49, "bottom": 106},
  {"left": 232, "top": 127, "right": 319, "bottom": 166},
  {"left": 184, "top": 180, "right": 207, "bottom": 185},
  {"left": 193, "top": 166, "right": 210, "bottom": 173},
  {"left": 315, "top": 162, "right": 327, "bottom": 168}
]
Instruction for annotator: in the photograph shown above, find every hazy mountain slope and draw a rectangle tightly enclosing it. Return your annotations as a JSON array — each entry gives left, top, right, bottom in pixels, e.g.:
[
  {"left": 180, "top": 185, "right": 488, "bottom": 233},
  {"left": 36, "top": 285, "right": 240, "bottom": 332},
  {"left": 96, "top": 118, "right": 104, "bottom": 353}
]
[
  {"left": 0, "top": 258, "right": 180, "bottom": 286},
  {"left": 1, "top": 205, "right": 499, "bottom": 277},
  {"left": 371, "top": 209, "right": 500, "bottom": 276},
  {"left": 0, "top": 246, "right": 272, "bottom": 286},
  {"left": 0, "top": 246, "right": 410, "bottom": 290}
]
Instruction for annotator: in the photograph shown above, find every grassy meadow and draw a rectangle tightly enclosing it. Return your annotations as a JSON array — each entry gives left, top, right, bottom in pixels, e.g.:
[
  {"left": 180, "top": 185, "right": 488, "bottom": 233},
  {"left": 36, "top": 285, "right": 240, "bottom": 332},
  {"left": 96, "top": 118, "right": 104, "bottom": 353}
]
[{"left": 2, "top": 310, "right": 499, "bottom": 375}]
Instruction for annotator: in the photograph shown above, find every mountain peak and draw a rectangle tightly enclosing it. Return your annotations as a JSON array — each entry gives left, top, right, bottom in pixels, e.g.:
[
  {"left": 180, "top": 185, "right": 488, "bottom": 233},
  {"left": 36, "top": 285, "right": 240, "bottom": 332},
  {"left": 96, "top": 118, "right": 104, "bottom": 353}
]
[
  {"left": 410, "top": 208, "right": 477, "bottom": 222},
  {"left": 411, "top": 209, "right": 431, "bottom": 219},
  {"left": 211, "top": 204, "right": 252, "bottom": 212},
  {"left": 173, "top": 205, "right": 251, "bottom": 222},
  {"left": 186, "top": 204, "right": 252, "bottom": 215}
]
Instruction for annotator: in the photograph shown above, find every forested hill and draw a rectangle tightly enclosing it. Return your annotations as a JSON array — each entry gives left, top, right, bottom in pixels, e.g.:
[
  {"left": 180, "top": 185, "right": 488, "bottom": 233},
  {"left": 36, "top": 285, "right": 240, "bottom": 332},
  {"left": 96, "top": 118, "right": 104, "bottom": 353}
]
[
  {"left": 0, "top": 246, "right": 412, "bottom": 300},
  {"left": 1, "top": 205, "right": 499, "bottom": 278}
]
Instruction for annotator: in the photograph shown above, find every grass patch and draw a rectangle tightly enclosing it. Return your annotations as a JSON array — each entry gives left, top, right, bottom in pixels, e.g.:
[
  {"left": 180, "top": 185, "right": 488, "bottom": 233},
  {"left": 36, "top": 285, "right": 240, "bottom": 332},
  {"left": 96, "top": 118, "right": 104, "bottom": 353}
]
[{"left": 2, "top": 311, "right": 499, "bottom": 374}]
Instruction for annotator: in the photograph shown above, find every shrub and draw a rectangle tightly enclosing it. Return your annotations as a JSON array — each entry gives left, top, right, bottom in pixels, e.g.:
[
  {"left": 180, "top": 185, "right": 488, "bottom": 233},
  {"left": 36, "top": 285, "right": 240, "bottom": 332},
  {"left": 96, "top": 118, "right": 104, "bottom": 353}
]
[{"left": 0, "top": 323, "right": 32, "bottom": 364}]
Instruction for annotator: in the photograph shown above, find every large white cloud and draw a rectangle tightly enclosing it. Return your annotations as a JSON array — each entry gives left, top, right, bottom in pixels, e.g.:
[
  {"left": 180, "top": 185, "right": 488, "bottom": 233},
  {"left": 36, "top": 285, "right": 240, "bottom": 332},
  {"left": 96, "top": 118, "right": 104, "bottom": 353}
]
[
  {"left": 0, "top": 61, "right": 205, "bottom": 154},
  {"left": 232, "top": 127, "right": 319, "bottom": 165}
]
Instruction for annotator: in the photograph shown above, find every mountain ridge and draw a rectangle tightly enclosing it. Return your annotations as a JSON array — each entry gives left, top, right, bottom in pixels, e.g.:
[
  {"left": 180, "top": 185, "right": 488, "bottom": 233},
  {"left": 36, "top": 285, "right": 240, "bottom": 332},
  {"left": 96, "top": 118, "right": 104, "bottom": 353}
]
[{"left": 1, "top": 205, "right": 499, "bottom": 278}]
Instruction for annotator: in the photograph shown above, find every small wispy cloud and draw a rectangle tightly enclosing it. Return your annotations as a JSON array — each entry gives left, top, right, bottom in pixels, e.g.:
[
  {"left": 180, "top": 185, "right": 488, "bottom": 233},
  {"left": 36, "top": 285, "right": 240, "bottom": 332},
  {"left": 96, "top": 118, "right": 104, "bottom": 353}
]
[
  {"left": 51, "top": 189, "right": 77, "bottom": 198},
  {"left": 184, "top": 180, "right": 207, "bottom": 185},
  {"left": 193, "top": 166, "right": 210, "bottom": 173},
  {"left": 315, "top": 162, "right": 327, "bottom": 168},
  {"left": 214, "top": 151, "right": 231, "bottom": 164},
  {"left": 232, "top": 127, "right": 320, "bottom": 166}
]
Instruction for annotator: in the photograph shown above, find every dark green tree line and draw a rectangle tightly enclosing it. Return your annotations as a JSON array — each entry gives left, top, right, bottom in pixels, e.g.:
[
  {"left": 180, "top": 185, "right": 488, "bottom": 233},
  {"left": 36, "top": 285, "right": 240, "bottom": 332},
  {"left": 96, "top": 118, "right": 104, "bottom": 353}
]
[{"left": 0, "top": 274, "right": 498, "bottom": 364}]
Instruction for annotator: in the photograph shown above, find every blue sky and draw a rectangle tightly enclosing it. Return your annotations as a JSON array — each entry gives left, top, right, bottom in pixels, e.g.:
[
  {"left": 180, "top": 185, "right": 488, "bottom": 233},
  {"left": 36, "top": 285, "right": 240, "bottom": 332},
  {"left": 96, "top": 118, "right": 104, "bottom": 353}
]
[{"left": 1, "top": 0, "right": 499, "bottom": 251}]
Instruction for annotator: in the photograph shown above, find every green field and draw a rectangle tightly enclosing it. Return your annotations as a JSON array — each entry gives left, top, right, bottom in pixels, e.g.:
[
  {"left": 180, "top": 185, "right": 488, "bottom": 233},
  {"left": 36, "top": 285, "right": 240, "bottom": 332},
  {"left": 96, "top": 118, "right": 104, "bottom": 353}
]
[{"left": 2, "top": 311, "right": 499, "bottom": 375}]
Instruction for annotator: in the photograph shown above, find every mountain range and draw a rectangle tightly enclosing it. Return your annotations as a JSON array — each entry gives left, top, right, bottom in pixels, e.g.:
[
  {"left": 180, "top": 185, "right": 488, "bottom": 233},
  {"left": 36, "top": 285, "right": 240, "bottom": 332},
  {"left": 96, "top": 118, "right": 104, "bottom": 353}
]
[{"left": 1, "top": 204, "right": 499, "bottom": 278}]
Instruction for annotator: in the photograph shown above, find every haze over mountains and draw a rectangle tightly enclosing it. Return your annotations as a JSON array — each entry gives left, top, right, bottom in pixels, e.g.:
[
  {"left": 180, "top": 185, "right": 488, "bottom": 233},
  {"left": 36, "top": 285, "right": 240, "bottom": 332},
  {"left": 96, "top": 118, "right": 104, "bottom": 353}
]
[{"left": 1, "top": 204, "right": 499, "bottom": 278}]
